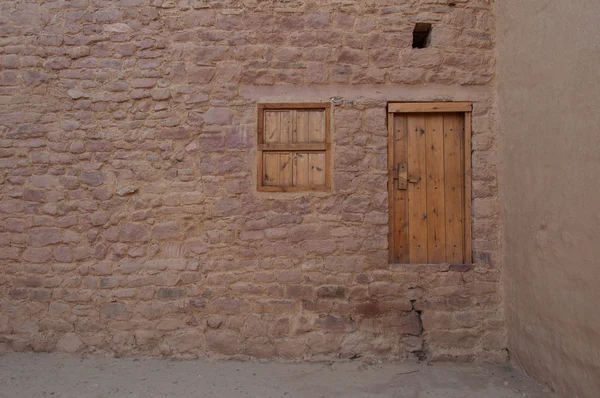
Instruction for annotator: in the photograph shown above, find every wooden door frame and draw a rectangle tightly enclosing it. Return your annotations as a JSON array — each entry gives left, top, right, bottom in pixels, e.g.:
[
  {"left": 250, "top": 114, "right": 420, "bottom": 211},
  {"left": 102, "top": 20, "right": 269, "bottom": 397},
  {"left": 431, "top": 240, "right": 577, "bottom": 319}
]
[{"left": 387, "top": 102, "right": 473, "bottom": 264}]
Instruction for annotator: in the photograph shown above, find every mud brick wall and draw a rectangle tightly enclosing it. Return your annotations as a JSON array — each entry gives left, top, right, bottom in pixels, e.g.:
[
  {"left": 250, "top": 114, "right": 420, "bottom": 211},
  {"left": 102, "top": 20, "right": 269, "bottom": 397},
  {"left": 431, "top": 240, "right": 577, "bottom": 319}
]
[{"left": 0, "top": 0, "right": 503, "bottom": 361}]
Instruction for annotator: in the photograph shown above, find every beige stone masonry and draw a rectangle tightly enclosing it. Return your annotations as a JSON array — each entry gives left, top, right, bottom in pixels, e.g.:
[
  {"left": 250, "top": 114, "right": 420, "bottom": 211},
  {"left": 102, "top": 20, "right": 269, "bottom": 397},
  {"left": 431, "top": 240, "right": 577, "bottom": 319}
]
[{"left": 0, "top": 0, "right": 502, "bottom": 361}]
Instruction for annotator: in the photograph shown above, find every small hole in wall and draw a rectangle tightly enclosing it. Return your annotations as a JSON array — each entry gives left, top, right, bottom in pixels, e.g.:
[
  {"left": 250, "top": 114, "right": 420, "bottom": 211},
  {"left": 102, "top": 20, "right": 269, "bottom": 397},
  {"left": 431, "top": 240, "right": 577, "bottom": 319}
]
[{"left": 412, "top": 23, "right": 432, "bottom": 49}]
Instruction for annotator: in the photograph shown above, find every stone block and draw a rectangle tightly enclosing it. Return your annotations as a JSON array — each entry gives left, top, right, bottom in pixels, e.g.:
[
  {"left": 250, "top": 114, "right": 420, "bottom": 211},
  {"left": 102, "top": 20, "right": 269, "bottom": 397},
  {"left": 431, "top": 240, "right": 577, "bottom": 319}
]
[
  {"left": 383, "top": 312, "right": 422, "bottom": 336},
  {"left": 152, "top": 221, "right": 179, "bottom": 239},
  {"left": 119, "top": 223, "right": 149, "bottom": 242},
  {"left": 28, "top": 228, "right": 62, "bottom": 247},
  {"left": 204, "top": 107, "right": 232, "bottom": 125},
  {"left": 30, "top": 175, "right": 58, "bottom": 188},
  {"left": 206, "top": 330, "right": 240, "bottom": 355},
  {"left": 100, "top": 302, "right": 132, "bottom": 322},
  {"left": 316, "top": 285, "right": 347, "bottom": 299},
  {"left": 23, "top": 188, "right": 45, "bottom": 202},
  {"left": 54, "top": 246, "right": 73, "bottom": 263},
  {"left": 305, "top": 12, "right": 330, "bottom": 28},
  {"left": 80, "top": 171, "right": 105, "bottom": 187},
  {"left": 56, "top": 333, "right": 84, "bottom": 353}
]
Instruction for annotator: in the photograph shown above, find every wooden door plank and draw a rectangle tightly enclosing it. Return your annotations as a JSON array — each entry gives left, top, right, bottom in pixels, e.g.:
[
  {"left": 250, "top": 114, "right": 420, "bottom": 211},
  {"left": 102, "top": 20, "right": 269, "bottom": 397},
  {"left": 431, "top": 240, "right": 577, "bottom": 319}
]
[
  {"left": 309, "top": 152, "right": 326, "bottom": 186},
  {"left": 464, "top": 112, "right": 472, "bottom": 263},
  {"left": 388, "top": 112, "right": 395, "bottom": 263},
  {"left": 324, "top": 106, "right": 331, "bottom": 189},
  {"left": 407, "top": 113, "right": 428, "bottom": 263},
  {"left": 443, "top": 113, "right": 464, "bottom": 263},
  {"left": 295, "top": 111, "right": 309, "bottom": 143},
  {"left": 293, "top": 152, "right": 309, "bottom": 186},
  {"left": 264, "top": 111, "right": 280, "bottom": 143},
  {"left": 393, "top": 114, "right": 409, "bottom": 263},
  {"left": 263, "top": 152, "right": 280, "bottom": 186},
  {"left": 425, "top": 114, "right": 446, "bottom": 263},
  {"left": 308, "top": 110, "right": 325, "bottom": 143}
]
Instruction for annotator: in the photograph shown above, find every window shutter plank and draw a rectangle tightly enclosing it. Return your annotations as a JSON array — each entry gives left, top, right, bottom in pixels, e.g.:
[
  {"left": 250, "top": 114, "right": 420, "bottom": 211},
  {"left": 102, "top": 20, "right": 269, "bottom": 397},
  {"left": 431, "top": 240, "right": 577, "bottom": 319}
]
[
  {"left": 308, "top": 110, "right": 326, "bottom": 143},
  {"left": 293, "top": 152, "right": 309, "bottom": 186},
  {"left": 295, "top": 111, "right": 309, "bottom": 143},
  {"left": 263, "top": 152, "right": 280, "bottom": 186},
  {"left": 264, "top": 111, "right": 280, "bottom": 143},
  {"left": 280, "top": 111, "right": 292, "bottom": 143},
  {"left": 309, "top": 152, "right": 326, "bottom": 186},
  {"left": 279, "top": 152, "right": 292, "bottom": 186}
]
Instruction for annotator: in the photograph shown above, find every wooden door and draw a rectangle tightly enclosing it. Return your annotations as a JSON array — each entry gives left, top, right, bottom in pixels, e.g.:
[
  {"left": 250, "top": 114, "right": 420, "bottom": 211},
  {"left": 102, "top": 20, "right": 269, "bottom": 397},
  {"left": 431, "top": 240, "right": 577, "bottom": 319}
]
[{"left": 388, "top": 103, "right": 472, "bottom": 264}]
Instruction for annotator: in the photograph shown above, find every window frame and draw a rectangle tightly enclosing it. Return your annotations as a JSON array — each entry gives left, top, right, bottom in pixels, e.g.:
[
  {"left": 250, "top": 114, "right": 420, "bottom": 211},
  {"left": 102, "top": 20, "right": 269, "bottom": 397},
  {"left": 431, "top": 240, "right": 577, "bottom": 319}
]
[{"left": 257, "top": 102, "right": 331, "bottom": 192}]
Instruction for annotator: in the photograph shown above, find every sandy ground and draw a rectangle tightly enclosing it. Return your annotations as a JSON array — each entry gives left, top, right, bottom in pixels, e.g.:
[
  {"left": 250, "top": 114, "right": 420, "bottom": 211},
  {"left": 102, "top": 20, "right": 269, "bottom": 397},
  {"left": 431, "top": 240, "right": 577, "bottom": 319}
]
[{"left": 0, "top": 353, "right": 557, "bottom": 398}]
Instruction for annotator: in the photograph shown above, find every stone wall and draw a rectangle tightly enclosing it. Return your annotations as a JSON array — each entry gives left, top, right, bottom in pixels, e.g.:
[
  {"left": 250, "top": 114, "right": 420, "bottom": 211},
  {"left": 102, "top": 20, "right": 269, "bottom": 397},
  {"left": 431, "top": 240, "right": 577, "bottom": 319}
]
[{"left": 0, "top": 0, "right": 503, "bottom": 361}]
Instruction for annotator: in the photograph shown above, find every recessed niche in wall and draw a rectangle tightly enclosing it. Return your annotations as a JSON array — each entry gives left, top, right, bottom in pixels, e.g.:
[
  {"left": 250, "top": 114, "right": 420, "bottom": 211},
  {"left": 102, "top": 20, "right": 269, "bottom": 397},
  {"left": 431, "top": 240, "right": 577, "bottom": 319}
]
[{"left": 412, "top": 23, "right": 432, "bottom": 49}]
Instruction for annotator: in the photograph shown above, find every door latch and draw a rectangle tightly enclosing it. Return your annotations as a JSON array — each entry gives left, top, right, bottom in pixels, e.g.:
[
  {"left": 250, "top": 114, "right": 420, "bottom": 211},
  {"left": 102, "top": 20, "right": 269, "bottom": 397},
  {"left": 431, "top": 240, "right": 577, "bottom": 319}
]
[
  {"left": 397, "top": 162, "right": 407, "bottom": 190},
  {"left": 395, "top": 163, "right": 420, "bottom": 190},
  {"left": 409, "top": 174, "right": 420, "bottom": 183}
]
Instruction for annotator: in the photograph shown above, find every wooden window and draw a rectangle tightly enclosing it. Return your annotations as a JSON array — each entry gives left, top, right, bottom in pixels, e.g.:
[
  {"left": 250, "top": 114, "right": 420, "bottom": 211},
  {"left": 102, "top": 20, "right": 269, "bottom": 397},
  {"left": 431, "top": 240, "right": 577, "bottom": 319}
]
[
  {"left": 257, "top": 103, "right": 331, "bottom": 192},
  {"left": 387, "top": 102, "right": 472, "bottom": 264}
]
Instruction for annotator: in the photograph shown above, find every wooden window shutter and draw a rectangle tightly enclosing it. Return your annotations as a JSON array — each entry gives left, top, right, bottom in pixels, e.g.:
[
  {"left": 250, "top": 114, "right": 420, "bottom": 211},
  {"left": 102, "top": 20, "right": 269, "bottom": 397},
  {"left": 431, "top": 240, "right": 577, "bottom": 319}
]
[{"left": 258, "top": 103, "right": 331, "bottom": 192}]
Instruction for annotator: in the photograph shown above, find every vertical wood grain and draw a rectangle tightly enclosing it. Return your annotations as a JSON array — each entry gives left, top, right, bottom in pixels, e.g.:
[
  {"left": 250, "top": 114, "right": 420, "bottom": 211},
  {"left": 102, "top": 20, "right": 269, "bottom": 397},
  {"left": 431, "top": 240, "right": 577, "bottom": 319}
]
[
  {"left": 324, "top": 107, "right": 331, "bottom": 189},
  {"left": 295, "top": 111, "right": 309, "bottom": 143},
  {"left": 293, "top": 152, "right": 309, "bottom": 186},
  {"left": 393, "top": 114, "right": 410, "bottom": 263},
  {"left": 264, "top": 111, "right": 279, "bottom": 143},
  {"left": 425, "top": 114, "right": 446, "bottom": 263},
  {"left": 263, "top": 152, "right": 280, "bottom": 186},
  {"left": 309, "top": 110, "right": 326, "bottom": 143},
  {"left": 279, "top": 152, "right": 292, "bottom": 186},
  {"left": 464, "top": 112, "right": 472, "bottom": 263},
  {"left": 280, "top": 111, "right": 292, "bottom": 144},
  {"left": 443, "top": 113, "right": 464, "bottom": 263},
  {"left": 388, "top": 112, "right": 396, "bottom": 263},
  {"left": 407, "top": 113, "right": 428, "bottom": 263},
  {"left": 309, "top": 152, "right": 326, "bottom": 186}
]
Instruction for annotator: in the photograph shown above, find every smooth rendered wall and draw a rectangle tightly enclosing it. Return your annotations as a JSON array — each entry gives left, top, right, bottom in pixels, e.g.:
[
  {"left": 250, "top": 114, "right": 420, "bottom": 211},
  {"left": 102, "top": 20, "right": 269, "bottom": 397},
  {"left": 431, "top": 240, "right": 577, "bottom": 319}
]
[{"left": 497, "top": 1, "right": 600, "bottom": 397}]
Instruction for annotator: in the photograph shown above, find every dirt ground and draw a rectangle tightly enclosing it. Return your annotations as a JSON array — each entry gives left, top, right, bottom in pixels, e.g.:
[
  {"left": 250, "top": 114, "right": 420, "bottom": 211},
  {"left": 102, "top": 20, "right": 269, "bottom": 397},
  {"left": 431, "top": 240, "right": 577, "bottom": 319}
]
[{"left": 0, "top": 353, "right": 556, "bottom": 398}]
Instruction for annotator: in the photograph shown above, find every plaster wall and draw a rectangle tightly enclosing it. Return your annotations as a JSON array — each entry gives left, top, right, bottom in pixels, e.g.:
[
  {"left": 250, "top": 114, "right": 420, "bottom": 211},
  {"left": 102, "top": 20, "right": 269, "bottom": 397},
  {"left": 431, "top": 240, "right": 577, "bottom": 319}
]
[{"left": 496, "top": 1, "right": 600, "bottom": 396}]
